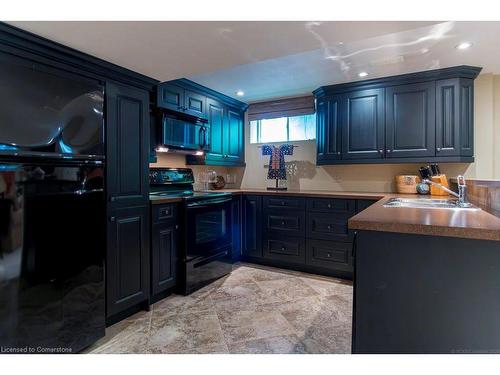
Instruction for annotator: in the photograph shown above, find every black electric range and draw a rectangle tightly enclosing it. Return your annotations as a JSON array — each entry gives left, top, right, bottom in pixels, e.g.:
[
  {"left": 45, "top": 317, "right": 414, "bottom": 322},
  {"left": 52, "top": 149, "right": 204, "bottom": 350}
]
[{"left": 149, "top": 168, "right": 233, "bottom": 294}]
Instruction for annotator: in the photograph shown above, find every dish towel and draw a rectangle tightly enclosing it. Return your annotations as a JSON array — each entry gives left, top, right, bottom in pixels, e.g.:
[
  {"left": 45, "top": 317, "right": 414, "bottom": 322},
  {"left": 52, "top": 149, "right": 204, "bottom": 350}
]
[{"left": 261, "top": 144, "right": 294, "bottom": 180}]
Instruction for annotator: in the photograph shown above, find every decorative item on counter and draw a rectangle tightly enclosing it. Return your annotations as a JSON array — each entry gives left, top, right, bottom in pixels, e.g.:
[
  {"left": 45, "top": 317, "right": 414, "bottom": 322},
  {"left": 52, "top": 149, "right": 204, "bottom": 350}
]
[
  {"left": 210, "top": 175, "right": 226, "bottom": 190},
  {"left": 416, "top": 182, "right": 430, "bottom": 195},
  {"left": 259, "top": 144, "right": 297, "bottom": 191},
  {"left": 395, "top": 175, "right": 421, "bottom": 194},
  {"left": 198, "top": 170, "right": 217, "bottom": 191}
]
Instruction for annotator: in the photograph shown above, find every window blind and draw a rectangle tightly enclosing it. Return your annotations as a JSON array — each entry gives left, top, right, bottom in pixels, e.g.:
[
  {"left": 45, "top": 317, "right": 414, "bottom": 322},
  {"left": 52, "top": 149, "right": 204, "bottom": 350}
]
[{"left": 247, "top": 96, "right": 315, "bottom": 121}]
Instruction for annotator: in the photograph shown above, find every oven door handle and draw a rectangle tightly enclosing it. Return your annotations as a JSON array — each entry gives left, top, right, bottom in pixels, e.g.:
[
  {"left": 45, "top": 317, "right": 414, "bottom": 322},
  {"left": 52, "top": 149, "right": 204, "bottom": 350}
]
[{"left": 186, "top": 196, "right": 232, "bottom": 208}]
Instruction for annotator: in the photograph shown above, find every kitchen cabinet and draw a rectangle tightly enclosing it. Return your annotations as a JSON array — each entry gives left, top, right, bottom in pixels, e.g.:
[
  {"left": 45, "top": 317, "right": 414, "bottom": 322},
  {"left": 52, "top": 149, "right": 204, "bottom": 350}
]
[
  {"left": 342, "top": 88, "right": 385, "bottom": 160},
  {"left": 151, "top": 204, "right": 178, "bottom": 297},
  {"left": 107, "top": 206, "right": 150, "bottom": 318},
  {"left": 435, "top": 78, "right": 474, "bottom": 157},
  {"left": 242, "top": 195, "right": 262, "bottom": 258},
  {"left": 106, "top": 81, "right": 150, "bottom": 208},
  {"left": 156, "top": 79, "right": 247, "bottom": 167},
  {"left": 316, "top": 96, "right": 342, "bottom": 163},
  {"left": 385, "top": 82, "right": 435, "bottom": 158},
  {"left": 157, "top": 82, "right": 207, "bottom": 120},
  {"left": 313, "top": 66, "right": 481, "bottom": 165},
  {"left": 231, "top": 196, "right": 242, "bottom": 262}
]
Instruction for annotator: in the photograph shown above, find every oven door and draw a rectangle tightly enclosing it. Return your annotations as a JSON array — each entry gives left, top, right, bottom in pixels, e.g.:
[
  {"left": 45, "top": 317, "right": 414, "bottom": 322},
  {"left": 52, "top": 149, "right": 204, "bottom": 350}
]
[{"left": 185, "top": 196, "right": 232, "bottom": 261}]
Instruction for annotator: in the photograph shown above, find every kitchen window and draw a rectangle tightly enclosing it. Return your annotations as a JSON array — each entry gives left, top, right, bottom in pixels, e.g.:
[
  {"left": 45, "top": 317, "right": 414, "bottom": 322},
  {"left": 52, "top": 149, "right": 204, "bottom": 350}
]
[{"left": 249, "top": 113, "right": 316, "bottom": 144}]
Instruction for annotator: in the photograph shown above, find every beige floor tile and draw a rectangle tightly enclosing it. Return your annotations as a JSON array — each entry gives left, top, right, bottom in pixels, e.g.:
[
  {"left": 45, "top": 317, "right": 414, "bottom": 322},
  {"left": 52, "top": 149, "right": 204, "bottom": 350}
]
[
  {"left": 211, "top": 281, "right": 266, "bottom": 310},
  {"left": 147, "top": 310, "right": 225, "bottom": 353},
  {"left": 228, "top": 334, "right": 308, "bottom": 354},
  {"left": 217, "top": 308, "right": 295, "bottom": 344},
  {"left": 300, "top": 276, "right": 353, "bottom": 297},
  {"left": 256, "top": 277, "right": 319, "bottom": 304}
]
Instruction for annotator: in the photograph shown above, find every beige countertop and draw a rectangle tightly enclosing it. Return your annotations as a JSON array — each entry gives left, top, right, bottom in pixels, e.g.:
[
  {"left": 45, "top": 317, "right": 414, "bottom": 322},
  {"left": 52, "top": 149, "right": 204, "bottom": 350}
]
[{"left": 150, "top": 188, "right": 500, "bottom": 241}]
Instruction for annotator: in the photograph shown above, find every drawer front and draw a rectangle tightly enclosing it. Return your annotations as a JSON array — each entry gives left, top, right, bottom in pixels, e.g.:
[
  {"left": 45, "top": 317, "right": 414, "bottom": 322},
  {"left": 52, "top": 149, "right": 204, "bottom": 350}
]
[
  {"left": 263, "top": 210, "right": 305, "bottom": 236},
  {"left": 263, "top": 196, "right": 305, "bottom": 210},
  {"left": 152, "top": 204, "right": 177, "bottom": 223},
  {"left": 306, "top": 239, "right": 353, "bottom": 272},
  {"left": 306, "top": 212, "right": 353, "bottom": 241},
  {"left": 263, "top": 235, "right": 306, "bottom": 264},
  {"left": 306, "top": 198, "right": 355, "bottom": 214}
]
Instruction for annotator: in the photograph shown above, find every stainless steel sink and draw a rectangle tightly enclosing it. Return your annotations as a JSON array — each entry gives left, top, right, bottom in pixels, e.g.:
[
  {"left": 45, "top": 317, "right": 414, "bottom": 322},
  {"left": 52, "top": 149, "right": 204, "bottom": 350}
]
[{"left": 383, "top": 197, "right": 480, "bottom": 210}]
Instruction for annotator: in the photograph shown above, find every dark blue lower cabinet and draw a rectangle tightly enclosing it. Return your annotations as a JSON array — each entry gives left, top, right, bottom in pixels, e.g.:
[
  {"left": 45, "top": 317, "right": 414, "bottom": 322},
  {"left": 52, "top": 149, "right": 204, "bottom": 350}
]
[
  {"left": 231, "top": 196, "right": 242, "bottom": 262},
  {"left": 240, "top": 195, "right": 375, "bottom": 279}
]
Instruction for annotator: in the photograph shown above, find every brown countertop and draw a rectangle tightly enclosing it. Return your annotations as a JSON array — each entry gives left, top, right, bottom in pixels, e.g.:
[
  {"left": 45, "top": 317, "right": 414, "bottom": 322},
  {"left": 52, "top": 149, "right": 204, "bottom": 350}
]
[
  {"left": 150, "top": 188, "right": 500, "bottom": 241},
  {"left": 348, "top": 193, "right": 500, "bottom": 241}
]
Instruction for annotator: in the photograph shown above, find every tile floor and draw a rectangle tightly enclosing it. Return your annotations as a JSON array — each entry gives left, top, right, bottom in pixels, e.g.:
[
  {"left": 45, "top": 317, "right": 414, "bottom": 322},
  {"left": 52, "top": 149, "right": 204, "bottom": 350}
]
[{"left": 87, "top": 263, "right": 353, "bottom": 354}]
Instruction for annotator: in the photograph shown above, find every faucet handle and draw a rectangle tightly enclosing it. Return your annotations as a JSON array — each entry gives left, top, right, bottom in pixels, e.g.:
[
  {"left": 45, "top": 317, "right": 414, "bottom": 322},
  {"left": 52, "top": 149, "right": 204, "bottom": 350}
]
[{"left": 457, "top": 175, "right": 466, "bottom": 187}]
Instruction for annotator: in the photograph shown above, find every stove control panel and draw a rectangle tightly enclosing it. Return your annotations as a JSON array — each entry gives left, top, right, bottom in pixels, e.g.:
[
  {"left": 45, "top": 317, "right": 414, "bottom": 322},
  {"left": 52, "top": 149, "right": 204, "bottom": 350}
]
[{"left": 149, "top": 168, "right": 194, "bottom": 185}]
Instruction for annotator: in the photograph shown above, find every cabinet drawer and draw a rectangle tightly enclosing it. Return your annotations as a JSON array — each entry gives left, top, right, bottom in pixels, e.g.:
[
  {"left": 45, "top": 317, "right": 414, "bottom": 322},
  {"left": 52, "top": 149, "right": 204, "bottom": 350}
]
[
  {"left": 152, "top": 204, "right": 177, "bottom": 223},
  {"left": 263, "top": 210, "right": 305, "bottom": 236},
  {"left": 263, "top": 196, "right": 305, "bottom": 210},
  {"left": 263, "top": 235, "right": 306, "bottom": 264},
  {"left": 306, "top": 198, "right": 355, "bottom": 214},
  {"left": 306, "top": 239, "right": 353, "bottom": 273},
  {"left": 306, "top": 212, "right": 353, "bottom": 241}
]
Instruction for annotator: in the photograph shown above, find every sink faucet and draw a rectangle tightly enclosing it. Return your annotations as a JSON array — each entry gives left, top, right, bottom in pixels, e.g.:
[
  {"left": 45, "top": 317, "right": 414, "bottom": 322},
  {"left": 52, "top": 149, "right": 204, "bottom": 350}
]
[{"left": 422, "top": 175, "right": 472, "bottom": 207}]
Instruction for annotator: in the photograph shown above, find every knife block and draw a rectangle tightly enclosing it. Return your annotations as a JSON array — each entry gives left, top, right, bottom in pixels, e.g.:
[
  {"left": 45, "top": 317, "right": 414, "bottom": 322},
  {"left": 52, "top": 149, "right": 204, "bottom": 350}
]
[{"left": 430, "top": 175, "right": 450, "bottom": 196}]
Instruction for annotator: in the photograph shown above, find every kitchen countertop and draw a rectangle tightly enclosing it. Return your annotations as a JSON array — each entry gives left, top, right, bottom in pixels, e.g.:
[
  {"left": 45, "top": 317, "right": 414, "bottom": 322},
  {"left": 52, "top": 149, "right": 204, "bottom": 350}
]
[{"left": 149, "top": 188, "right": 500, "bottom": 241}]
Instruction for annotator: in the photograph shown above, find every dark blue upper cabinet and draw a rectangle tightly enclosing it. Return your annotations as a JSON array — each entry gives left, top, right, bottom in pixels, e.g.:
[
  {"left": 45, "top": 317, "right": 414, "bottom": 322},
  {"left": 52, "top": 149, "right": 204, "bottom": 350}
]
[
  {"left": 385, "top": 82, "right": 435, "bottom": 158},
  {"left": 313, "top": 65, "right": 481, "bottom": 164},
  {"left": 316, "top": 96, "right": 342, "bottom": 164},
  {"left": 342, "top": 88, "right": 385, "bottom": 160},
  {"left": 436, "top": 78, "right": 474, "bottom": 157},
  {"left": 157, "top": 82, "right": 208, "bottom": 120}
]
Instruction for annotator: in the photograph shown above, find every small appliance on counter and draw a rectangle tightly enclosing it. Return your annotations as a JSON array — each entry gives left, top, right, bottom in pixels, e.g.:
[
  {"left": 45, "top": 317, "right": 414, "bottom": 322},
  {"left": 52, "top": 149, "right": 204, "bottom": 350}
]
[
  {"left": 149, "top": 168, "right": 233, "bottom": 295},
  {"left": 418, "top": 164, "right": 449, "bottom": 196}
]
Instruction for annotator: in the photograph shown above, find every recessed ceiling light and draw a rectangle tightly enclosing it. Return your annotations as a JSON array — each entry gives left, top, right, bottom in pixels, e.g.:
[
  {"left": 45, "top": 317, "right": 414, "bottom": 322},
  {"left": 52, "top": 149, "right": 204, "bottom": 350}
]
[
  {"left": 236, "top": 90, "right": 245, "bottom": 97},
  {"left": 358, "top": 72, "right": 368, "bottom": 78},
  {"left": 455, "top": 42, "right": 472, "bottom": 50}
]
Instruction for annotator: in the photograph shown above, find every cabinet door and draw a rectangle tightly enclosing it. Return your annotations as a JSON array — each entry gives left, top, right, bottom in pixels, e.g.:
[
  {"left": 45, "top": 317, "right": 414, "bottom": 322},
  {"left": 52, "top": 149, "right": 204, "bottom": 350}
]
[
  {"left": 342, "top": 89, "right": 385, "bottom": 160},
  {"left": 157, "top": 83, "right": 184, "bottom": 112},
  {"left": 151, "top": 221, "right": 178, "bottom": 295},
  {"left": 224, "top": 107, "right": 244, "bottom": 164},
  {"left": 316, "top": 96, "right": 342, "bottom": 163},
  {"left": 242, "top": 195, "right": 262, "bottom": 258},
  {"left": 436, "top": 78, "right": 474, "bottom": 157},
  {"left": 385, "top": 82, "right": 435, "bottom": 158},
  {"left": 107, "top": 206, "right": 150, "bottom": 318},
  {"left": 231, "top": 196, "right": 242, "bottom": 262},
  {"left": 206, "top": 98, "right": 225, "bottom": 161},
  {"left": 184, "top": 89, "right": 207, "bottom": 120},
  {"left": 106, "top": 82, "right": 150, "bottom": 208}
]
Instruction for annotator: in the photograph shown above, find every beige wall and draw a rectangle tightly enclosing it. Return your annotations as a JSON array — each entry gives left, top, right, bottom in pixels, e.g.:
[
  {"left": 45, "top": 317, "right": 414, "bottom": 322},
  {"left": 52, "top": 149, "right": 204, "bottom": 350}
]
[{"left": 151, "top": 73, "right": 500, "bottom": 193}]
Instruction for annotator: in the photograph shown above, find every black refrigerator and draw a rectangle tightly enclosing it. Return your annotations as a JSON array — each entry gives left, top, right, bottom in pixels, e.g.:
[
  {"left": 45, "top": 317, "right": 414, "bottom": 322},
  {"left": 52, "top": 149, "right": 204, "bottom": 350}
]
[{"left": 0, "top": 55, "right": 106, "bottom": 353}]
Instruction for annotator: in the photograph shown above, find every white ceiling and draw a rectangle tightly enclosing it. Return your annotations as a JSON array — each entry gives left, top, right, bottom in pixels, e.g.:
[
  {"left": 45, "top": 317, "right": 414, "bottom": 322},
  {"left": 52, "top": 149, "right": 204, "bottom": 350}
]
[{"left": 9, "top": 21, "right": 500, "bottom": 102}]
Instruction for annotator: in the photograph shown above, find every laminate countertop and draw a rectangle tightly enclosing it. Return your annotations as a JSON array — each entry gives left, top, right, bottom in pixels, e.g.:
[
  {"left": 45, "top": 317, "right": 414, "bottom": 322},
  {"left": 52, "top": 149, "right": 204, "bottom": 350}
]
[{"left": 149, "top": 189, "right": 500, "bottom": 241}]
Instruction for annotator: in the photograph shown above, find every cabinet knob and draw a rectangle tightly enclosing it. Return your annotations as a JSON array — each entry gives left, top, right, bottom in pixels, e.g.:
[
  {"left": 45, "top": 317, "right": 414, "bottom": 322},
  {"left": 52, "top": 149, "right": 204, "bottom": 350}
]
[
  {"left": 109, "top": 216, "right": 116, "bottom": 222},
  {"left": 281, "top": 246, "right": 286, "bottom": 251},
  {"left": 327, "top": 203, "right": 332, "bottom": 208},
  {"left": 436, "top": 147, "right": 441, "bottom": 152},
  {"left": 337, "top": 151, "right": 341, "bottom": 156},
  {"left": 109, "top": 196, "right": 117, "bottom": 202},
  {"left": 281, "top": 201, "right": 285, "bottom": 206},
  {"left": 327, "top": 225, "right": 332, "bottom": 230},
  {"left": 327, "top": 252, "right": 332, "bottom": 258},
  {"left": 281, "top": 220, "right": 285, "bottom": 226},
  {"left": 378, "top": 149, "right": 384, "bottom": 155},
  {"left": 387, "top": 149, "right": 392, "bottom": 153},
  {"left": 175, "top": 224, "right": 179, "bottom": 230}
]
